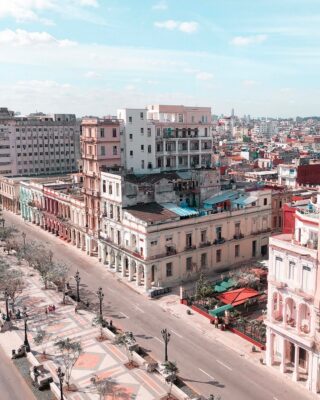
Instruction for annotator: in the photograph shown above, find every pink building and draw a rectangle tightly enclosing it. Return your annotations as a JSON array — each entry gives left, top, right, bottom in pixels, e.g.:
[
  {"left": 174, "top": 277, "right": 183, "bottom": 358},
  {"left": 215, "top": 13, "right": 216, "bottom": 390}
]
[{"left": 81, "top": 117, "right": 121, "bottom": 254}]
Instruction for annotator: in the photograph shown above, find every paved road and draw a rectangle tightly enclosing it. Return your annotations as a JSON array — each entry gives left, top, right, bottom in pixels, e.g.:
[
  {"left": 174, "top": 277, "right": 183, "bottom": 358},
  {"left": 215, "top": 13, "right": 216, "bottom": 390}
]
[
  {"left": 0, "top": 345, "right": 36, "bottom": 400},
  {"left": 4, "top": 211, "right": 317, "bottom": 400}
]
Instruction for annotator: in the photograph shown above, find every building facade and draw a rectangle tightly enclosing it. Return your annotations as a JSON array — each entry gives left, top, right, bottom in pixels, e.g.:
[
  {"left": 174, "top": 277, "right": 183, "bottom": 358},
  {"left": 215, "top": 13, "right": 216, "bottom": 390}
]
[
  {"left": 266, "top": 200, "right": 320, "bottom": 394},
  {"left": 0, "top": 108, "right": 80, "bottom": 176}
]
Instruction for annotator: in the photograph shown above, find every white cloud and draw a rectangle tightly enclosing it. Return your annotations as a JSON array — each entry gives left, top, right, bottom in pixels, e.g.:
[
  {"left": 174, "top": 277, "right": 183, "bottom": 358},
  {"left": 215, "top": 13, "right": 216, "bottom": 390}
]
[
  {"left": 152, "top": 1, "right": 167, "bottom": 10},
  {"left": 196, "top": 72, "right": 213, "bottom": 81},
  {"left": 75, "top": 0, "right": 98, "bottom": 6},
  {"left": 242, "top": 79, "right": 258, "bottom": 86},
  {"left": 84, "top": 71, "right": 101, "bottom": 78},
  {"left": 0, "top": 29, "right": 77, "bottom": 47},
  {"left": 154, "top": 20, "right": 198, "bottom": 33},
  {"left": 230, "top": 34, "right": 267, "bottom": 46}
]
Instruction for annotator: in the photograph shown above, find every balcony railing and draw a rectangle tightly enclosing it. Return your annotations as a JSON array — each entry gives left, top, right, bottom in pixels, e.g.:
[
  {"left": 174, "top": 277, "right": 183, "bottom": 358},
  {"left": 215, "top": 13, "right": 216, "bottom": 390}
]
[
  {"left": 214, "top": 238, "right": 225, "bottom": 245},
  {"left": 233, "top": 233, "right": 244, "bottom": 240},
  {"left": 199, "top": 241, "right": 211, "bottom": 248},
  {"left": 185, "top": 245, "right": 196, "bottom": 251}
]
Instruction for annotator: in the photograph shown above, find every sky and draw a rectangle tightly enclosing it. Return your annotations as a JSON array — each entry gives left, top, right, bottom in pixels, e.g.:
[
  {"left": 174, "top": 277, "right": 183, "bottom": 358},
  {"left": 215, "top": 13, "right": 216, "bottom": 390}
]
[{"left": 0, "top": 0, "right": 319, "bottom": 118}]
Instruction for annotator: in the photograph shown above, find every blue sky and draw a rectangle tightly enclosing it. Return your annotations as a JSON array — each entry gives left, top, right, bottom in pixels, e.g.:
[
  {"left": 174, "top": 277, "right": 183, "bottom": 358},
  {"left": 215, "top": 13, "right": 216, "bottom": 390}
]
[{"left": 0, "top": 0, "right": 319, "bottom": 117}]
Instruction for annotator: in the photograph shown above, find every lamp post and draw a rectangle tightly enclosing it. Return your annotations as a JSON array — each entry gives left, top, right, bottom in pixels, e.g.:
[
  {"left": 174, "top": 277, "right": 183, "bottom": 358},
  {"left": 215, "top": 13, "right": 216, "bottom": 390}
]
[
  {"left": 22, "top": 232, "right": 26, "bottom": 247},
  {"left": 23, "top": 307, "right": 30, "bottom": 352},
  {"left": 4, "top": 288, "right": 10, "bottom": 322},
  {"left": 161, "top": 328, "right": 171, "bottom": 363},
  {"left": 96, "top": 287, "right": 104, "bottom": 321},
  {"left": 74, "top": 270, "right": 81, "bottom": 303},
  {"left": 0, "top": 218, "right": 5, "bottom": 228},
  {"left": 57, "top": 367, "right": 65, "bottom": 400}
]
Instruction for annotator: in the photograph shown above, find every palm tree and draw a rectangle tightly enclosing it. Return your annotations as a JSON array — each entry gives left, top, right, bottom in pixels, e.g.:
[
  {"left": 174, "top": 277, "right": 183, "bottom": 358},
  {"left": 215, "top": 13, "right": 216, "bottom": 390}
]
[{"left": 163, "top": 361, "right": 179, "bottom": 399}]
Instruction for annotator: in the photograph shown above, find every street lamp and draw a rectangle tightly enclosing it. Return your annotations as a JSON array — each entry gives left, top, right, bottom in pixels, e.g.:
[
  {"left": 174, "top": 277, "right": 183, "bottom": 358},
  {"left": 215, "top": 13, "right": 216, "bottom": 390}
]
[
  {"left": 4, "top": 288, "right": 10, "bottom": 321},
  {"left": 22, "top": 232, "right": 26, "bottom": 247},
  {"left": 161, "top": 328, "right": 171, "bottom": 363},
  {"left": 96, "top": 287, "right": 104, "bottom": 321},
  {"left": 74, "top": 270, "right": 81, "bottom": 302},
  {"left": 0, "top": 218, "right": 5, "bottom": 228},
  {"left": 56, "top": 367, "right": 65, "bottom": 400},
  {"left": 23, "top": 307, "right": 31, "bottom": 352}
]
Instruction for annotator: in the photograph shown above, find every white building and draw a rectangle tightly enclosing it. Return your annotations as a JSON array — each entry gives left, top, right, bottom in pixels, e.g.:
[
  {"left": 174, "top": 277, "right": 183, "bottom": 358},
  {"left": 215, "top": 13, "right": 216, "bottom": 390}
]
[
  {"left": 117, "top": 108, "right": 156, "bottom": 173},
  {"left": 266, "top": 199, "right": 320, "bottom": 394},
  {"left": 0, "top": 108, "right": 80, "bottom": 176},
  {"left": 97, "top": 170, "right": 272, "bottom": 291}
]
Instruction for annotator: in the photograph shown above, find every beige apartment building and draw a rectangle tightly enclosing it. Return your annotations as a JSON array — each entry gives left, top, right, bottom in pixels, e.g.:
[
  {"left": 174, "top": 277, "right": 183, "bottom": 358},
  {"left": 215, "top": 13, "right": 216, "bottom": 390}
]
[{"left": 0, "top": 108, "right": 80, "bottom": 176}]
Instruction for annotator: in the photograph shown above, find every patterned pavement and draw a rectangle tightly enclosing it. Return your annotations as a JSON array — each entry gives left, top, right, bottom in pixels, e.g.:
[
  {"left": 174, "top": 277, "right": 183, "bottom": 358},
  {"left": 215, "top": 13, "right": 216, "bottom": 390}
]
[{"left": 0, "top": 254, "right": 168, "bottom": 400}]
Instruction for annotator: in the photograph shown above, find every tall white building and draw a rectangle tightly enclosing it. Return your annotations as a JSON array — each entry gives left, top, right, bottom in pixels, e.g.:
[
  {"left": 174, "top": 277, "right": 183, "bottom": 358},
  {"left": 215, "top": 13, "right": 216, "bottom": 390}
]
[{"left": 0, "top": 108, "right": 80, "bottom": 176}]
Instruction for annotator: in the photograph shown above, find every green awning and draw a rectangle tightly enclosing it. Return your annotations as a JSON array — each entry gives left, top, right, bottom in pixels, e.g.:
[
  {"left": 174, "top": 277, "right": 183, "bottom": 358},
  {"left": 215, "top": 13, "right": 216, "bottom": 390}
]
[{"left": 209, "top": 304, "right": 234, "bottom": 317}]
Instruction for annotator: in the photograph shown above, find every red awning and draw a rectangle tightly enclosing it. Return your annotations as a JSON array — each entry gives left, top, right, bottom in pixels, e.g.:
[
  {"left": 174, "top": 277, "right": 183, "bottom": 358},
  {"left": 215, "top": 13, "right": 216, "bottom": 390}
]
[{"left": 217, "top": 288, "right": 259, "bottom": 307}]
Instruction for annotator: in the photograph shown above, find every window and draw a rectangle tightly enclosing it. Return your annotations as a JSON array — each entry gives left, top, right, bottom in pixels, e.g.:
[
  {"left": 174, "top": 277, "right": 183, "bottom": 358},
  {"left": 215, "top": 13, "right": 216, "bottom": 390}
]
[
  {"left": 130, "top": 150, "right": 133, "bottom": 156},
  {"left": 151, "top": 240, "right": 158, "bottom": 246},
  {"left": 235, "top": 244, "right": 240, "bottom": 257},
  {"left": 166, "top": 262, "right": 172, "bottom": 277},
  {"left": 129, "top": 116, "right": 133, "bottom": 123},
  {"left": 129, "top": 134, "right": 133, "bottom": 140},
  {"left": 186, "top": 257, "right": 192, "bottom": 271},
  {"left": 113, "top": 146, "right": 117, "bottom": 155},
  {"left": 140, "top": 127, "right": 144, "bottom": 134},
  {"left": 110, "top": 204, "right": 114, "bottom": 219},
  {"left": 140, "top": 112, "right": 144, "bottom": 119},
  {"left": 102, "top": 180, "right": 106, "bottom": 193},
  {"left": 264, "top": 198, "right": 268, "bottom": 205},
  {"left": 116, "top": 183, "right": 120, "bottom": 196},
  {"left": 201, "top": 253, "right": 207, "bottom": 268},
  {"left": 216, "top": 249, "right": 222, "bottom": 263},
  {"left": 288, "top": 261, "right": 295, "bottom": 280},
  {"left": 112, "top": 128, "right": 117, "bottom": 137},
  {"left": 216, "top": 226, "right": 222, "bottom": 240},
  {"left": 101, "top": 146, "right": 105, "bottom": 156},
  {"left": 148, "top": 145, "right": 152, "bottom": 153},
  {"left": 141, "top": 160, "right": 145, "bottom": 169},
  {"left": 201, "top": 230, "right": 207, "bottom": 243},
  {"left": 235, "top": 222, "right": 240, "bottom": 237},
  {"left": 141, "top": 145, "right": 144, "bottom": 151},
  {"left": 186, "top": 233, "right": 192, "bottom": 248},
  {"left": 302, "top": 265, "right": 311, "bottom": 292},
  {"left": 100, "top": 128, "right": 105, "bottom": 138},
  {"left": 109, "top": 184, "right": 112, "bottom": 195}
]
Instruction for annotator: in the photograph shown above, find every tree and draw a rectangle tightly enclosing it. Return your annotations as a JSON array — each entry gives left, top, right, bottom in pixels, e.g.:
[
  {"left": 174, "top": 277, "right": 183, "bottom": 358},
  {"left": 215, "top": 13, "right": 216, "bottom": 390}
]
[
  {"left": 0, "top": 226, "right": 18, "bottom": 244},
  {"left": 4, "top": 268, "right": 24, "bottom": 313},
  {"left": 54, "top": 338, "right": 82, "bottom": 389},
  {"left": 195, "top": 273, "right": 212, "bottom": 305},
  {"left": 90, "top": 374, "right": 117, "bottom": 400},
  {"left": 114, "top": 331, "right": 136, "bottom": 363},
  {"left": 34, "top": 328, "right": 51, "bottom": 358},
  {"left": 163, "top": 361, "right": 179, "bottom": 399},
  {"left": 23, "top": 242, "right": 53, "bottom": 289},
  {"left": 48, "top": 262, "right": 69, "bottom": 303}
]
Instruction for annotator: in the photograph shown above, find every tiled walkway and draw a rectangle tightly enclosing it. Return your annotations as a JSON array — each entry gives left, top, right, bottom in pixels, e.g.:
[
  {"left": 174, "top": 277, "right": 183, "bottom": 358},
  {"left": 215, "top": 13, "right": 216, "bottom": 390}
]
[{"left": 0, "top": 254, "right": 168, "bottom": 400}]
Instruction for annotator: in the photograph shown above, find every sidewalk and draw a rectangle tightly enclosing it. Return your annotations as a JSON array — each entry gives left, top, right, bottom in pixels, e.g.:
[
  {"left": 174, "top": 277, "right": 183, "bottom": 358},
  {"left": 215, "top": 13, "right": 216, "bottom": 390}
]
[{"left": 0, "top": 253, "right": 168, "bottom": 400}]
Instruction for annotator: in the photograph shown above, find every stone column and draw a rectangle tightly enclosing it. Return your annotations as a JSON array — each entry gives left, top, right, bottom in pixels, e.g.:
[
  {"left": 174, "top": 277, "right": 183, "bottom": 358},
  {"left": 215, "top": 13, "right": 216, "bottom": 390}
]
[
  {"left": 121, "top": 256, "right": 126, "bottom": 277},
  {"left": 293, "top": 344, "right": 299, "bottom": 381},
  {"left": 266, "top": 328, "right": 274, "bottom": 366},
  {"left": 115, "top": 253, "right": 121, "bottom": 272},
  {"left": 280, "top": 337, "right": 286, "bottom": 373},
  {"left": 144, "top": 265, "right": 151, "bottom": 291},
  {"left": 128, "top": 260, "right": 134, "bottom": 281},
  {"left": 136, "top": 265, "right": 142, "bottom": 286}
]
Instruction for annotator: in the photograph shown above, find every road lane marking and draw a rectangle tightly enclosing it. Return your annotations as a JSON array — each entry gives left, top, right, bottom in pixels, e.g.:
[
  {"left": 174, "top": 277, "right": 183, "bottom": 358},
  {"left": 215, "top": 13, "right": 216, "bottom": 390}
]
[
  {"left": 171, "top": 330, "right": 183, "bottom": 338},
  {"left": 135, "top": 305, "right": 145, "bottom": 313},
  {"left": 154, "top": 337, "right": 163, "bottom": 344},
  {"left": 216, "top": 359, "right": 232, "bottom": 371},
  {"left": 199, "top": 368, "right": 215, "bottom": 381},
  {"left": 120, "top": 312, "right": 129, "bottom": 319}
]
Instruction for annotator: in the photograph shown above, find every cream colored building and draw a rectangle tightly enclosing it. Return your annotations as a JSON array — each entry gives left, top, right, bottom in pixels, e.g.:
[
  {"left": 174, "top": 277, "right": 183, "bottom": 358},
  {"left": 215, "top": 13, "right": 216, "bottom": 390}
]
[{"left": 98, "top": 170, "right": 272, "bottom": 291}]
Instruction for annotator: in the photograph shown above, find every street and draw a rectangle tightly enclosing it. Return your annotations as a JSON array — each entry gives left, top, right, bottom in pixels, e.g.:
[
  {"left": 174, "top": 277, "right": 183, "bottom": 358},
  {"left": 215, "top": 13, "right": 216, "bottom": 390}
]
[
  {"left": 0, "top": 345, "right": 35, "bottom": 400},
  {"left": 4, "top": 211, "right": 317, "bottom": 400}
]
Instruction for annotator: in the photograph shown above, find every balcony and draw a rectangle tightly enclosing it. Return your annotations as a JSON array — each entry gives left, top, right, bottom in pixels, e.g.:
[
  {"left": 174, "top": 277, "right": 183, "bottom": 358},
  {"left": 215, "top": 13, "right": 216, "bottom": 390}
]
[
  {"left": 185, "top": 245, "right": 196, "bottom": 251},
  {"left": 233, "top": 233, "right": 244, "bottom": 240},
  {"left": 199, "top": 241, "right": 211, "bottom": 248},
  {"left": 214, "top": 238, "right": 225, "bottom": 245}
]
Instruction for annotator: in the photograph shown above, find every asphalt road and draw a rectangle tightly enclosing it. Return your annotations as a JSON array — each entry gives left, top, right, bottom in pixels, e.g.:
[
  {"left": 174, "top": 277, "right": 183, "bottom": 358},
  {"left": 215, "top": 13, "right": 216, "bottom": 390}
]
[
  {"left": 4, "top": 211, "right": 317, "bottom": 400},
  {"left": 0, "top": 345, "right": 36, "bottom": 400}
]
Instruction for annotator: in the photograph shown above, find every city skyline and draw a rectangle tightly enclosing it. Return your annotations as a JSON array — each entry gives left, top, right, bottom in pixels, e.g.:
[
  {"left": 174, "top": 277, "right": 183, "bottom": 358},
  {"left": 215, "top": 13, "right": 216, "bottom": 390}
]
[{"left": 0, "top": 0, "right": 320, "bottom": 117}]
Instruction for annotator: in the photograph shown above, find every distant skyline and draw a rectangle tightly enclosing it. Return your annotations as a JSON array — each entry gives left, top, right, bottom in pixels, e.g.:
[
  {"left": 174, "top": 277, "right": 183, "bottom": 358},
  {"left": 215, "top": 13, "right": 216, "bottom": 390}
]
[{"left": 0, "top": 0, "right": 319, "bottom": 117}]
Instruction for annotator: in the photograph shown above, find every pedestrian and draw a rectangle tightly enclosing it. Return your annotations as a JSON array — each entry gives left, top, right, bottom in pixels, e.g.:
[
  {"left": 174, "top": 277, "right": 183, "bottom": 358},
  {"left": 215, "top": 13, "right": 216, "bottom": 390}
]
[
  {"left": 75, "top": 305, "right": 78, "bottom": 314},
  {"left": 45, "top": 307, "right": 48, "bottom": 316},
  {"left": 109, "top": 320, "right": 113, "bottom": 328}
]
